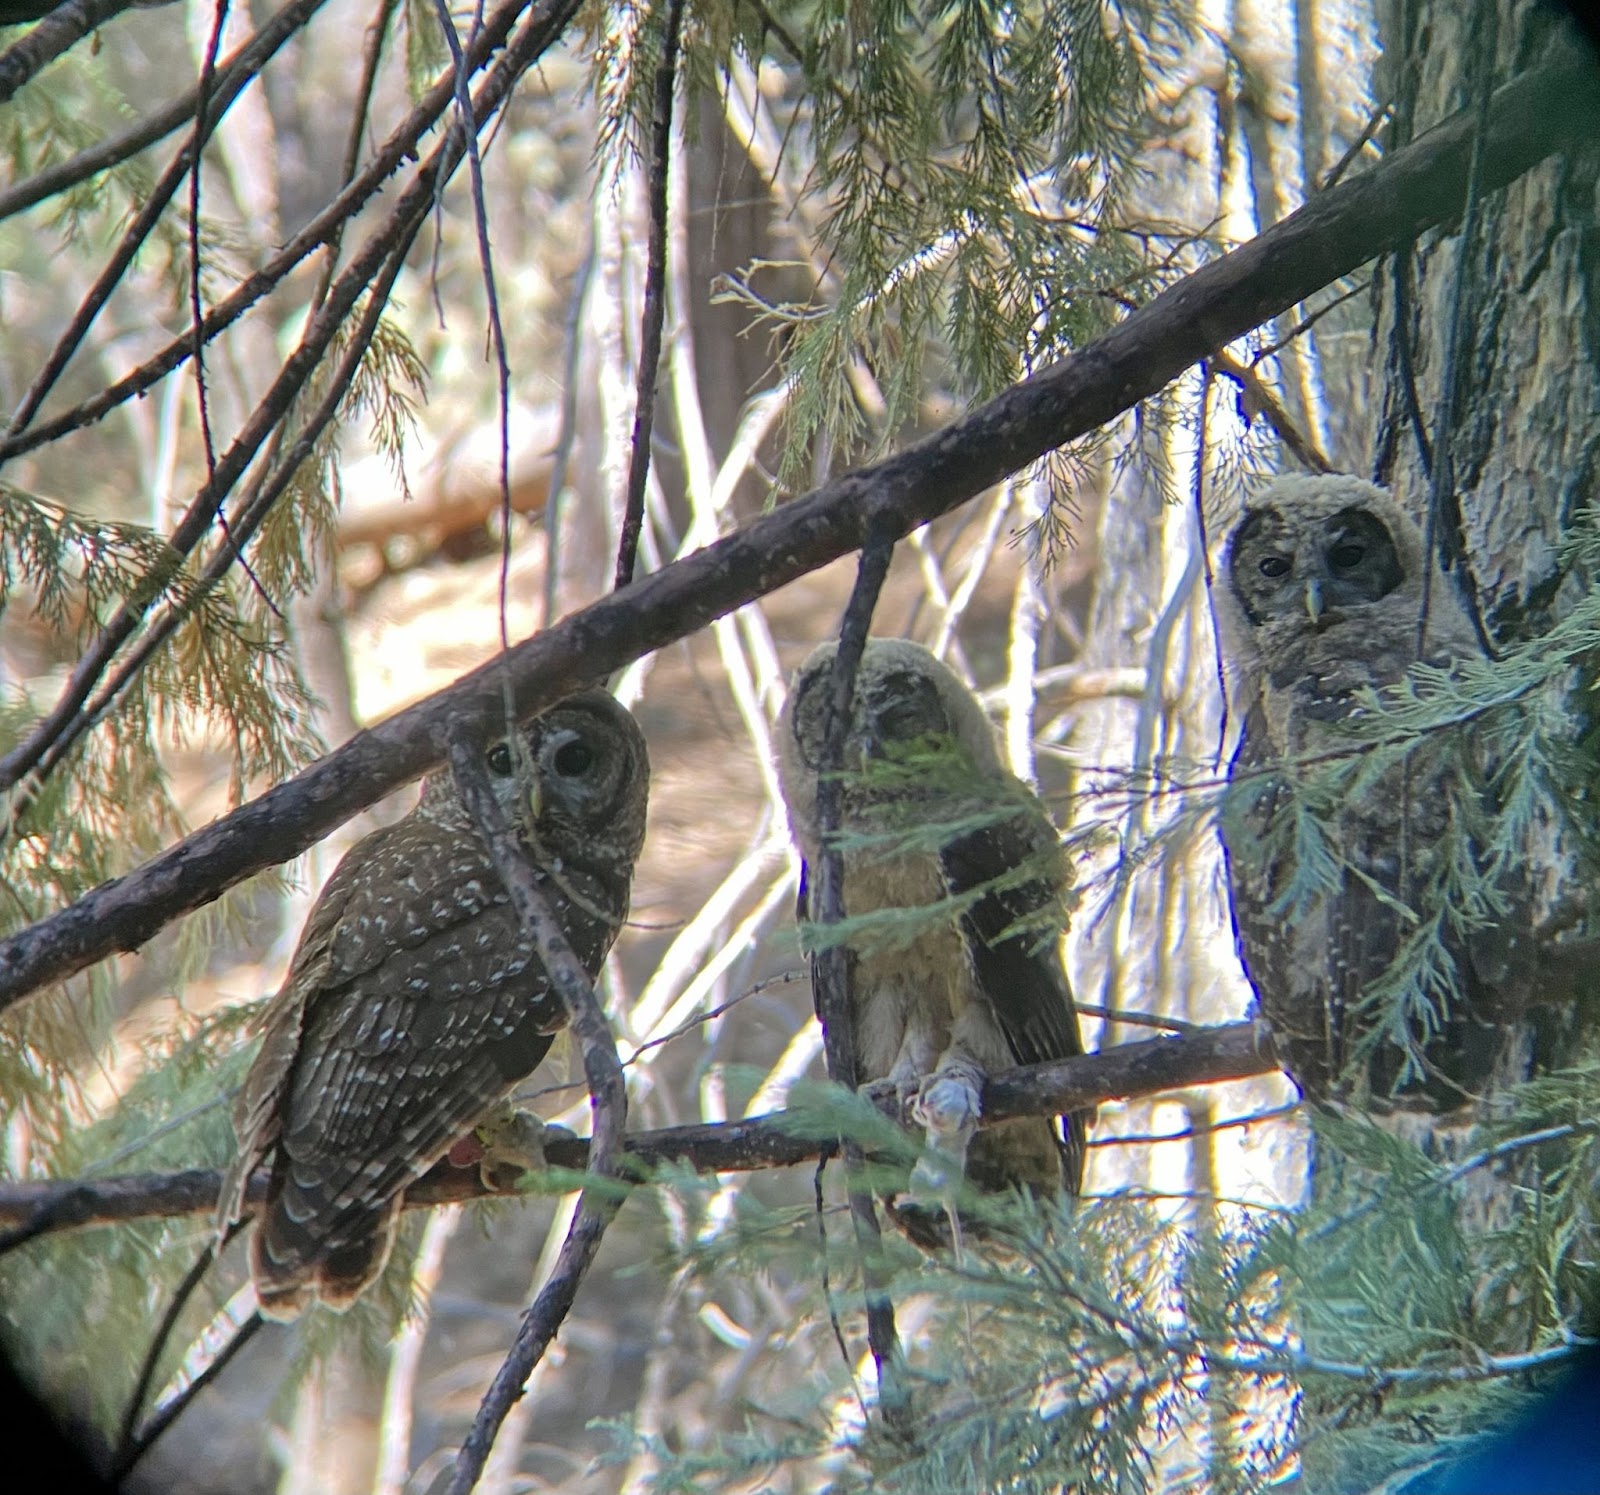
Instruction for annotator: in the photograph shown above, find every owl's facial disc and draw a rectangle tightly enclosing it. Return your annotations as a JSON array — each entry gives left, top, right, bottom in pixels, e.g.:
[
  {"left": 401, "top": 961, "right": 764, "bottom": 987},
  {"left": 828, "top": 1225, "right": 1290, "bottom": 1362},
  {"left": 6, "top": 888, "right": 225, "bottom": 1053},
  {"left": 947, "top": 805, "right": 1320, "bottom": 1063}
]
[
  {"left": 862, "top": 672, "right": 950, "bottom": 760},
  {"left": 1230, "top": 504, "right": 1404, "bottom": 629}
]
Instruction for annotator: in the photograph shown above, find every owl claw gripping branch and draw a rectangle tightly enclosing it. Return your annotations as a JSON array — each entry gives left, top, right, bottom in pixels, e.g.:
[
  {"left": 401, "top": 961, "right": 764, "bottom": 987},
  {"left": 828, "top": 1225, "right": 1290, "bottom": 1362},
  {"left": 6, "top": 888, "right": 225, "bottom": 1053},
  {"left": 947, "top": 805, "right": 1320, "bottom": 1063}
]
[
  {"left": 777, "top": 638, "right": 1091, "bottom": 1248},
  {"left": 216, "top": 689, "right": 648, "bottom": 1320}
]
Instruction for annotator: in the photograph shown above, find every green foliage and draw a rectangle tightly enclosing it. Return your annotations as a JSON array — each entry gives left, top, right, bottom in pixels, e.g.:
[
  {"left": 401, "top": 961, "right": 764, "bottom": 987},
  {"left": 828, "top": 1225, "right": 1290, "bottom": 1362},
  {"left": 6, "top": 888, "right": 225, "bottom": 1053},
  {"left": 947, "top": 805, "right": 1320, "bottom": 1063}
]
[
  {"left": 0, "top": 1003, "right": 256, "bottom": 1432},
  {"left": 589, "top": 0, "right": 1172, "bottom": 496},
  {"left": 603, "top": 1065, "right": 1600, "bottom": 1495},
  {"left": 798, "top": 735, "right": 1072, "bottom": 958},
  {"left": 404, "top": 0, "right": 450, "bottom": 101},
  {"left": 0, "top": 487, "right": 321, "bottom": 916}
]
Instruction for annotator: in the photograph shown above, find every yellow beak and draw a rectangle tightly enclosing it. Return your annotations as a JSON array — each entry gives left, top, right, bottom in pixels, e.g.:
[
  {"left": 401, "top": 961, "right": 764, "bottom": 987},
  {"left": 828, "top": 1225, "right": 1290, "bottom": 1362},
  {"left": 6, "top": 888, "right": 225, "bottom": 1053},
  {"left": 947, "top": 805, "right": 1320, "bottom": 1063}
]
[
  {"left": 1304, "top": 576, "right": 1324, "bottom": 626},
  {"left": 527, "top": 773, "right": 543, "bottom": 822}
]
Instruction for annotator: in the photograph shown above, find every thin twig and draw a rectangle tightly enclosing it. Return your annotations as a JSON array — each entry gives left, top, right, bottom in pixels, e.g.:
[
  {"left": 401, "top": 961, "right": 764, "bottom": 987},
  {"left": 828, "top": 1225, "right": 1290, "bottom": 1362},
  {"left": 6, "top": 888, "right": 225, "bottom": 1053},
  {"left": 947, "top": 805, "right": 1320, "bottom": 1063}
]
[
  {"left": 1386, "top": 244, "right": 1434, "bottom": 480},
  {"left": 112, "top": 1229, "right": 229, "bottom": 1470},
  {"left": 331, "top": 0, "right": 403, "bottom": 246},
  {"left": 0, "top": 0, "right": 321, "bottom": 221},
  {"left": 1317, "top": 99, "right": 1391, "bottom": 193},
  {"left": 1250, "top": 278, "right": 1372, "bottom": 364},
  {"left": 444, "top": 731, "right": 630, "bottom": 1495},
  {"left": 110, "top": 1311, "right": 263, "bottom": 1482},
  {"left": 0, "top": 0, "right": 583, "bottom": 812},
  {"left": 0, "top": 0, "right": 535, "bottom": 462},
  {"left": 1211, "top": 348, "right": 1332, "bottom": 474},
  {"left": 0, "top": 0, "right": 330, "bottom": 452},
  {"left": 432, "top": 0, "right": 515, "bottom": 651},
  {"left": 614, "top": 0, "right": 687, "bottom": 592},
  {"left": 0, "top": 0, "right": 180, "bottom": 104},
  {"left": 809, "top": 516, "right": 913, "bottom": 1437}
]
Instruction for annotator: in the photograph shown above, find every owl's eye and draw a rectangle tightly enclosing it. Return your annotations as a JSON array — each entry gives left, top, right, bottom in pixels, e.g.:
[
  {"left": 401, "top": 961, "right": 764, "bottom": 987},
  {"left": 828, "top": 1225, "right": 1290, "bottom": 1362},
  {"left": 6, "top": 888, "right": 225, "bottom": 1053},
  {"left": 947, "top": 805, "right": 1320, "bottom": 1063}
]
[
  {"left": 877, "top": 703, "right": 926, "bottom": 740},
  {"left": 554, "top": 739, "right": 596, "bottom": 777},
  {"left": 1258, "top": 555, "right": 1291, "bottom": 579},
  {"left": 1328, "top": 541, "right": 1366, "bottom": 570},
  {"left": 487, "top": 743, "right": 513, "bottom": 776}
]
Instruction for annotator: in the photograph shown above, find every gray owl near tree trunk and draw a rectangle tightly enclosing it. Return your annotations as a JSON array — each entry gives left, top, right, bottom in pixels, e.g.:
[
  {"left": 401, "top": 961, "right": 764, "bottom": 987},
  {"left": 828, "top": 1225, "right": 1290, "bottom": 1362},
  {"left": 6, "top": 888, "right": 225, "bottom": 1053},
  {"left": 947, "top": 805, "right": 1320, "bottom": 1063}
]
[
  {"left": 216, "top": 688, "right": 649, "bottom": 1319},
  {"left": 1213, "top": 473, "right": 1565, "bottom": 1114},
  {"left": 776, "top": 638, "right": 1089, "bottom": 1245}
]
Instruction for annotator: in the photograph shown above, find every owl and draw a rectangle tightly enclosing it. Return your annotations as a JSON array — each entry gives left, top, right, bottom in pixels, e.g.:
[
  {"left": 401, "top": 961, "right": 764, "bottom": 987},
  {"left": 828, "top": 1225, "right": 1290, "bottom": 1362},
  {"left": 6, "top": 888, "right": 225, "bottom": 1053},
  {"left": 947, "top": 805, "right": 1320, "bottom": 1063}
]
[
  {"left": 216, "top": 688, "right": 649, "bottom": 1319},
  {"left": 777, "top": 638, "right": 1088, "bottom": 1237},
  {"left": 1214, "top": 474, "right": 1543, "bottom": 1110}
]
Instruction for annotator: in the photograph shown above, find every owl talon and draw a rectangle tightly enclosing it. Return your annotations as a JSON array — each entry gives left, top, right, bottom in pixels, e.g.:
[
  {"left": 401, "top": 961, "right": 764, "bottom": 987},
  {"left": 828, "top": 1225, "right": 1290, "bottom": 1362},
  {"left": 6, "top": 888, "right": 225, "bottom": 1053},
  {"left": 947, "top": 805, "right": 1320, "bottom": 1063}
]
[
  {"left": 880, "top": 1059, "right": 925, "bottom": 1125},
  {"left": 474, "top": 1110, "right": 574, "bottom": 1190}
]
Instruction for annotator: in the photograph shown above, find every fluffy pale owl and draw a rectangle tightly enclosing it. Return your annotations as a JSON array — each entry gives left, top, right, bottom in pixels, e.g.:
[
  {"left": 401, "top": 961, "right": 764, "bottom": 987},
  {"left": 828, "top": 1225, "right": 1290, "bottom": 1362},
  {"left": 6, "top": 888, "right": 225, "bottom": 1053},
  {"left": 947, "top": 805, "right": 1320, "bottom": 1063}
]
[
  {"left": 217, "top": 688, "right": 649, "bottom": 1319},
  {"left": 1214, "top": 474, "right": 1545, "bottom": 1110},
  {"left": 777, "top": 639, "right": 1088, "bottom": 1237}
]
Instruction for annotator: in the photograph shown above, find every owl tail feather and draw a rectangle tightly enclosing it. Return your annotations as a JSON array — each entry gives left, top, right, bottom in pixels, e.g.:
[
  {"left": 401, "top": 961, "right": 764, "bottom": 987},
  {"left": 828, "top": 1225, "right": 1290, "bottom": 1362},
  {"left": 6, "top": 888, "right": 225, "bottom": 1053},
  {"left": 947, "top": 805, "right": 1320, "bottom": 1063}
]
[{"left": 250, "top": 1196, "right": 401, "bottom": 1321}]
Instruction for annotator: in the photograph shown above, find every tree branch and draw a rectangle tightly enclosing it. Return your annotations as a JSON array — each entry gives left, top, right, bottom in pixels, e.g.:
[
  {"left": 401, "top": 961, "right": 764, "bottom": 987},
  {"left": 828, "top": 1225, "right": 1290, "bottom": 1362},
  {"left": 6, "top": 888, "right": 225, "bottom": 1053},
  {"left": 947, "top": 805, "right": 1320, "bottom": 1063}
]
[
  {"left": 0, "top": 0, "right": 547, "bottom": 456},
  {"left": 443, "top": 731, "right": 629, "bottom": 1495},
  {"left": 0, "top": 0, "right": 179, "bottom": 104},
  {"left": 0, "top": 0, "right": 583, "bottom": 811},
  {"left": 0, "top": 1022, "right": 1280, "bottom": 1240},
  {"left": 613, "top": 0, "right": 686, "bottom": 591},
  {"left": 808, "top": 522, "right": 911, "bottom": 1433},
  {"left": 0, "top": 53, "right": 1592, "bottom": 1012},
  {"left": 0, "top": 0, "right": 317, "bottom": 220}
]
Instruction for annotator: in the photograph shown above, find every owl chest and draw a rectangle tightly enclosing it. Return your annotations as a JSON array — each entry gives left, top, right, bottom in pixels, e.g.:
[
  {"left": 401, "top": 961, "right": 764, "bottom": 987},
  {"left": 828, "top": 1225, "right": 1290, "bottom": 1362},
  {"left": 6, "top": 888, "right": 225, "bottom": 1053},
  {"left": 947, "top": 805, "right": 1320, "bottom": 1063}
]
[{"left": 840, "top": 851, "right": 977, "bottom": 1077}]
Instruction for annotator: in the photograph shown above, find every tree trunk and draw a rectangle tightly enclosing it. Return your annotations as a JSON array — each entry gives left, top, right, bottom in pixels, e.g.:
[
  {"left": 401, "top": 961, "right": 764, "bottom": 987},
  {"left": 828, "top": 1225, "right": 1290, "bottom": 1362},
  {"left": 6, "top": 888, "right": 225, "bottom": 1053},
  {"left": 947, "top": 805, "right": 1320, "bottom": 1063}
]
[{"left": 1372, "top": 0, "right": 1600, "bottom": 636}]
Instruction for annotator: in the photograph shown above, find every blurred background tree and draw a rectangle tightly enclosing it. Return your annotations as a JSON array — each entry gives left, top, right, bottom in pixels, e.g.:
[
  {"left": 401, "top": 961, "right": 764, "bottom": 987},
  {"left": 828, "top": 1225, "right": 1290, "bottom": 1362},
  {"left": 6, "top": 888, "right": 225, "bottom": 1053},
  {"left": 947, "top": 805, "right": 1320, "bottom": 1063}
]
[{"left": 0, "top": 0, "right": 1596, "bottom": 1490}]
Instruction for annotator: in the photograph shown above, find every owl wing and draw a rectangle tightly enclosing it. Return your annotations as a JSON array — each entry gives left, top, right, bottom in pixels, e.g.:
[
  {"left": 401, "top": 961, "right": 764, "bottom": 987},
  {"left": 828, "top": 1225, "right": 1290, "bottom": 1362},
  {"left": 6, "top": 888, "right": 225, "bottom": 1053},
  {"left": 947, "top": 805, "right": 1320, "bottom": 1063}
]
[
  {"left": 939, "top": 805, "right": 1088, "bottom": 1191},
  {"left": 232, "top": 817, "right": 620, "bottom": 1282},
  {"left": 1220, "top": 707, "right": 1360, "bottom": 1100},
  {"left": 218, "top": 820, "right": 416, "bottom": 1236},
  {"left": 1223, "top": 701, "right": 1542, "bottom": 1107}
]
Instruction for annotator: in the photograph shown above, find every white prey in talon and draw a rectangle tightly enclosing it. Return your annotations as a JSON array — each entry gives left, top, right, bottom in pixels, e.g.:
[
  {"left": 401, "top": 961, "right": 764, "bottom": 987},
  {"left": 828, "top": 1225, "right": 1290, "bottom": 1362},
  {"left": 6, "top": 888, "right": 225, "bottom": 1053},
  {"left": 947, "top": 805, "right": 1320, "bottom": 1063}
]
[{"left": 906, "top": 1066, "right": 984, "bottom": 1206}]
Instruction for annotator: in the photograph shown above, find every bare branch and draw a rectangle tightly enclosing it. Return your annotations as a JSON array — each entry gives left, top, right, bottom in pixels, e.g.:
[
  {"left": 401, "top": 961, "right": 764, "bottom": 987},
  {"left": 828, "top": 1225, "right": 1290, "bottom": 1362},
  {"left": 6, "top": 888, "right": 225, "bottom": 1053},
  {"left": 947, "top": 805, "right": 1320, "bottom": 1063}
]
[
  {"left": 807, "top": 522, "right": 911, "bottom": 1433},
  {"left": 1211, "top": 348, "right": 1333, "bottom": 473},
  {"left": 1, "top": 0, "right": 334, "bottom": 440},
  {"left": 0, "top": 0, "right": 584, "bottom": 810},
  {"left": 443, "top": 730, "right": 630, "bottom": 1495},
  {"left": 0, "top": 0, "right": 321, "bottom": 220},
  {"left": 614, "top": 0, "right": 686, "bottom": 591},
  {"left": 0, "top": 0, "right": 542, "bottom": 455},
  {"left": 0, "top": 53, "right": 1591, "bottom": 1012},
  {"left": 0, "top": 1022, "right": 1281, "bottom": 1238}
]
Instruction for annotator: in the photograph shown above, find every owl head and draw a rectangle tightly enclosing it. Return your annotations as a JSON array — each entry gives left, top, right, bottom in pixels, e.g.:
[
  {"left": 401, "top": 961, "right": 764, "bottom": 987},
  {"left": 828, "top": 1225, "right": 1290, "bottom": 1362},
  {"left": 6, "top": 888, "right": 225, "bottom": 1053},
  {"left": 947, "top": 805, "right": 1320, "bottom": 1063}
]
[
  {"left": 425, "top": 688, "right": 649, "bottom": 868},
  {"left": 1213, "top": 475, "right": 1479, "bottom": 735},
  {"left": 777, "top": 638, "right": 1003, "bottom": 854}
]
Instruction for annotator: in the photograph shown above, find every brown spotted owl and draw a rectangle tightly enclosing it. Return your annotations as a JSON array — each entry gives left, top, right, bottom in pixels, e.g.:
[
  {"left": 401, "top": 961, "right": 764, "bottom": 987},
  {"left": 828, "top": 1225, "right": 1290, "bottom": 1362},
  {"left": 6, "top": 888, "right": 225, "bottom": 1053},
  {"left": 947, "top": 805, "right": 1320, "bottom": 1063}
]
[
  {"left": 216, "top": 688, "right": 649, "bottom": 1319},
  {"left": 1213, "top": 474, "right": 1551, "bottom": 1111},
  {"left": 777, "top": 638, "right": 1088, "bottom": 1239}
]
